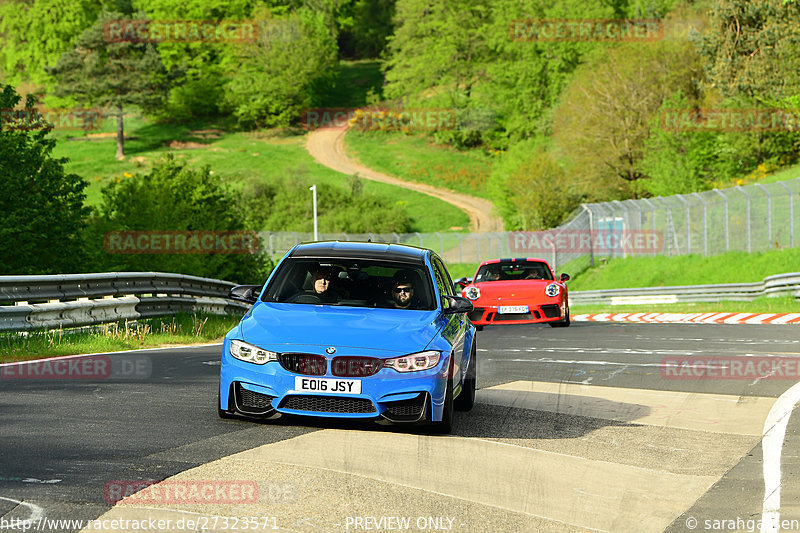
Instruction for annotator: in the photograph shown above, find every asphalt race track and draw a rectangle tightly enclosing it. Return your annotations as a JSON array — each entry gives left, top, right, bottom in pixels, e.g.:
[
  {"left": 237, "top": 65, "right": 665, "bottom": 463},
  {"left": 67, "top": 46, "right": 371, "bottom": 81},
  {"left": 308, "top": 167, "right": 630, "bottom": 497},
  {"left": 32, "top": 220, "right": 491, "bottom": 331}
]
[{"left": 2, "top": 322, "right": 800, "bottom": 533}]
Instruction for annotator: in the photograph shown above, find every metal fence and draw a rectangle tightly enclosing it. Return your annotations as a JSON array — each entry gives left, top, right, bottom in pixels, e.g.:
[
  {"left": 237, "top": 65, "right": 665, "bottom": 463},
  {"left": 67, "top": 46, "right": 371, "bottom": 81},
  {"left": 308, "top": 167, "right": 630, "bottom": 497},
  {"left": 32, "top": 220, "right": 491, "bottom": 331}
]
[
  {"left": 0, "top": 272, "right": 248, "bottom": 332},
  {"left": 259, "top": 176, "right": 800, "bottom": 275}
]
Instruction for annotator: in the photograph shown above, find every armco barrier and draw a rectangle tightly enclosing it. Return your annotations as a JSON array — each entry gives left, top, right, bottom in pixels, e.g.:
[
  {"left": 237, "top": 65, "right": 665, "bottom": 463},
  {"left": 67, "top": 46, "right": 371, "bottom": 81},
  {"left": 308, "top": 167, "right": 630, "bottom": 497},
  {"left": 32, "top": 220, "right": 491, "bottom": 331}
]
[
  {"left": 570, "top": 272, "right": 800, "bottom": 306},
  {"left": 0, "top": 272, "right": 249, "bottom": 332},
  {"left": 2, "top": 271, "right": 797, "bottom": 332}
]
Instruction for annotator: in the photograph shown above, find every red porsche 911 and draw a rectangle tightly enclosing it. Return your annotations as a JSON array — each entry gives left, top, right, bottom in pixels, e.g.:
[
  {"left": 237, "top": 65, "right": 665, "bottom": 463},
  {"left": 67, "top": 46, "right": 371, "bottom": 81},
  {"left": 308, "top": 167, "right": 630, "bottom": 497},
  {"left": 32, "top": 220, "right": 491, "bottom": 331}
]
[{"left": 459, "top": 258, "right": 570, "bottom": 329}]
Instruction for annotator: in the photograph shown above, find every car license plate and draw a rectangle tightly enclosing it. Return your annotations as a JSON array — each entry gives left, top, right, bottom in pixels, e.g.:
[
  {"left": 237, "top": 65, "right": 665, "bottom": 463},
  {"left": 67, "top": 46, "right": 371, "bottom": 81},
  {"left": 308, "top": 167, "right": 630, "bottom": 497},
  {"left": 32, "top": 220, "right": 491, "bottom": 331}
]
[
  {"left": 295, "top": 376, "right": 361, "bottom": 394},
  {"left": 498, "top": 305, "right": 529, "bottom": 314}
]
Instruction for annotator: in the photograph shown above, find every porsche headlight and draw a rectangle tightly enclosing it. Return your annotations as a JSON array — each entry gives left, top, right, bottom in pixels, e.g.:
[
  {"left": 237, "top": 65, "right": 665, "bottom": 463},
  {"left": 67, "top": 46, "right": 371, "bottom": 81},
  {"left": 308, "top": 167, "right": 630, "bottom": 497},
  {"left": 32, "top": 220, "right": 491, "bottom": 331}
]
[
  {"left": 545, "top": 283, "right": 560, "bottom": 297},
  {"left": 465, "top": 286, "right": 481, "bottom": 300},
  {"left": 230, "top": 340, "right": 278, "bottom": 365},
  {"left": 385, "top": 351, "right": 441, "bottom": 372}
]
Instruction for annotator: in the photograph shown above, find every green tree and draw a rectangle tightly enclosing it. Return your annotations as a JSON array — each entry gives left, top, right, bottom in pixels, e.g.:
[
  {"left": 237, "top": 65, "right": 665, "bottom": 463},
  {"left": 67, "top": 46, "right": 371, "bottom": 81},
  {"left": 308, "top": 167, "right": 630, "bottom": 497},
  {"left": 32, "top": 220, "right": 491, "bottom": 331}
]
[
  {"left": 0, "top": 85, "right": 89, "bottom": 274},
  {"left": 0, "top": 0, "right": 102, "bottom": 86},
  {"left": 87, "top": 155, "right": 269, "bottom": 283},
  {"left": 46, "top": 10, "right": 172, "bottom": 159},
  {"left": 131, "top": 0, "right": 253, "bottom": 120},
  {"left": 553, "top": 40, "right": 703, "bottom": 198},
  {"left": 223, "top": 7, "right": 338, "bottom": 128},
  {"left": 488, "top": 142, "right": 583, "bottom": 230},
  {"left": 699, "top": 0, "right": 800, "bottom": 104},
  {"left": 240, "top": 173, "right": 412, "bottom": 233}
]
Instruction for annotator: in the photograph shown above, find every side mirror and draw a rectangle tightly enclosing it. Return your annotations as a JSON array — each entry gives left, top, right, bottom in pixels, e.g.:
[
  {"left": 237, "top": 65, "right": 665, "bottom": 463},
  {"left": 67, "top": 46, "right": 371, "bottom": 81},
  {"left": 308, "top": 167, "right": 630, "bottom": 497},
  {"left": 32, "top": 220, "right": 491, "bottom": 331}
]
[
  {"left": 229, "top": 284, "right": 261, "bottom": 304},
  {"left": 442, "top": 295, "right": 474, "bottom": 315},
  {"left": 560, "top": 273, "right": 570, "bottom": 282}
]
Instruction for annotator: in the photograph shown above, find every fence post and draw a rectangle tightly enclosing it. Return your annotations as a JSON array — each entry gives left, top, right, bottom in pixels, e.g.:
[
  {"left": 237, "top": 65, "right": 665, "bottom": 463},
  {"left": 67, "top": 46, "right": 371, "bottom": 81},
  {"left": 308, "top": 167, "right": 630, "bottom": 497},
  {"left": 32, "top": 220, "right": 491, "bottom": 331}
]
[
  {"left": 435, "top": 232, "right": 444, "bottom": 255},
  {"left": 640, "top": 198, "right": 658, "bottom": 256},
  {"left": 755, "top": 183, "right": 772, "bottom": 244},
  {"left": 581, "top": 204, "right": 594, "bottom": 266},
  {"left": 415, "top": 232, "right": 423, "bottom": 248},
  {"left": 712, "top": 189, "right": 730, "bottom": 253},
  {"left": 675, "top": 194, "right": 691, "bottom": 255},
  {"left": 778, "top": 182, "right": 794, "bottom": 248},
  {"left": 735, "top": 186, "right": 751, "bottom": 253},
  {"left": 691, "top": 192, "right": 708, "bottom": 256}
]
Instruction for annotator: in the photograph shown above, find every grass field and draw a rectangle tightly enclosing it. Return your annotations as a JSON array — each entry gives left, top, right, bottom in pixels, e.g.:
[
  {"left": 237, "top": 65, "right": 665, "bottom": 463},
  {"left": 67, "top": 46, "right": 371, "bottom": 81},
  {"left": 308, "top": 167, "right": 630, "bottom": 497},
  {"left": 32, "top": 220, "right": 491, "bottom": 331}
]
[
  {"left": 345, "top": 131, "right": 495, "bottom": 199},
  {"left": 0, "top": 312, "right": 240, "bottom": 362},
  {"left": 567, "top": 247, "right": 800, "bottom": 291},
  {"left": 52, "top": 118, "right": 470, "bottom": 233}
]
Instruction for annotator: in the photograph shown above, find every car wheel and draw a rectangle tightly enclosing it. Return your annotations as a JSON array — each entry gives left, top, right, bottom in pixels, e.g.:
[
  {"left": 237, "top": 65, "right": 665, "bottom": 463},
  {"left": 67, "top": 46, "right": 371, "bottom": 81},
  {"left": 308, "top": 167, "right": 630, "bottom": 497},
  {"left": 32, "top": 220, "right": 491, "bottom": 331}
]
[
  {"left": 432, "top": 360, "right": 454, "bottom": 434},
  {"left": 218, "top": 386, "right": 236, "bottom": 419},
  {"left": 549, "top": 306, "right": 570, "bottom": 328},
  {"left": 454, "top": 343, "right": 476, "bottom": 412}
]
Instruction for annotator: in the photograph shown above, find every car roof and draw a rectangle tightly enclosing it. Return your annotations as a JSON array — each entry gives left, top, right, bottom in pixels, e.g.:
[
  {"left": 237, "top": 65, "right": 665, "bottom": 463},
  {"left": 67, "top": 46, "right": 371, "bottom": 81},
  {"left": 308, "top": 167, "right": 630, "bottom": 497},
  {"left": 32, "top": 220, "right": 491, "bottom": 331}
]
[
  {"left": 480, "top": 257, "right": 551, "bottom": 267},
  {"left": 288, "top": 241, "right": 429, "bottom": 264}
]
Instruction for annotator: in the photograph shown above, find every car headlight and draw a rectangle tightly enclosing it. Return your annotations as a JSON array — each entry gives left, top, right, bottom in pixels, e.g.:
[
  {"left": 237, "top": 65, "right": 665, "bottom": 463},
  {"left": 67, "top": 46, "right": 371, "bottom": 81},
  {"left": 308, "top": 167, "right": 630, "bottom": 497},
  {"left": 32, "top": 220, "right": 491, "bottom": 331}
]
[
  {"left": 465, "top": 286, "right": 481, "bottom": 300},
  {"left": 545, "top": 283, "right": 560, "bottom": 297},
  {"left": 230, "top": 340, "right": 278, "bottom": 365},
  {"left": 384, "top": 351, "right": 441, "bottom": 372}
]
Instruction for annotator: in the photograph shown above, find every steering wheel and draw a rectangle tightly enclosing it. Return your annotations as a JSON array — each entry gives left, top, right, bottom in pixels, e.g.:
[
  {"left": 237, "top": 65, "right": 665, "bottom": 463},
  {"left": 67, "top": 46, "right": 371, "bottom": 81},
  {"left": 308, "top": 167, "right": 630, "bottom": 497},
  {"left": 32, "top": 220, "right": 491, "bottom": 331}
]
[{"left": 287, "top": 292, "right": 322, "bottom": 304}]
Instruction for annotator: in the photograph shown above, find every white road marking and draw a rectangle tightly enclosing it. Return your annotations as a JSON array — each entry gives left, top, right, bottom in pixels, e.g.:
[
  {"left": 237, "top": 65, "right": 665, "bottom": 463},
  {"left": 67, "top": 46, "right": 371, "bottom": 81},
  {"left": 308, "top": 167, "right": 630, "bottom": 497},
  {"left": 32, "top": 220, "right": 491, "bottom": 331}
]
[
  {"left": 760, "top": 381, "right": 800, "bottom": 533},
  {"left": 0, "top": 496, "right": 45, "bottom": 526},
  {"left": 0, "top": 343, "right": 223, "bottom": 368}
]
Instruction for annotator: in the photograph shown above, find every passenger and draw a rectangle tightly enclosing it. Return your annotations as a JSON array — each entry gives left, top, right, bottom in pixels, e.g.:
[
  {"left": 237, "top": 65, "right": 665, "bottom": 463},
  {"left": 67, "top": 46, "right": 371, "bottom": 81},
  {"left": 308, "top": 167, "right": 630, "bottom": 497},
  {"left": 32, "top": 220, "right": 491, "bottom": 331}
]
[{"left": 387, "top": 271, "right": 420, "bottom": 309}]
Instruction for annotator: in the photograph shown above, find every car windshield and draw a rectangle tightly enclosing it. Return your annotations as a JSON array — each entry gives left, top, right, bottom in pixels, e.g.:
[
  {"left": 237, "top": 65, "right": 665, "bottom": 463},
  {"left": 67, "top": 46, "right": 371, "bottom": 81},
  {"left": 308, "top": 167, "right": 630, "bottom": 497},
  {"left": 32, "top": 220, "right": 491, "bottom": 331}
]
[
  {"left": 475, "top": 261, "right": 553, "bottom": 282},
  {"left": 261, "top": 258, "right": 436, "bottom": 310}
]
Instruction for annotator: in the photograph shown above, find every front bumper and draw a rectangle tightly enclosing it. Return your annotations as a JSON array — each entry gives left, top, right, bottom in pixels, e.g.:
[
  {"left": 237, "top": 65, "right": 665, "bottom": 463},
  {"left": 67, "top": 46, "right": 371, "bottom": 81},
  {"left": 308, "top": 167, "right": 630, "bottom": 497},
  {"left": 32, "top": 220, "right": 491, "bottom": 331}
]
[
  {"left": 220, "top": 344, "right": 448, "bottom": 423},
  {"left": 468, "top": 300, "right": 566, "bottom": 326}
]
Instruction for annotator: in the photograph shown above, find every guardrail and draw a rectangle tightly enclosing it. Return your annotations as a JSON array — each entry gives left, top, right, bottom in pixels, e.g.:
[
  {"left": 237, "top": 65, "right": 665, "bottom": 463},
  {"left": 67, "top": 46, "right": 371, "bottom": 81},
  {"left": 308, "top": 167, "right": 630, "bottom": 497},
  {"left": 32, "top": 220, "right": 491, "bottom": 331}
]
[
  {"left": 570, "top": 272, "right": 800, "bottom": 306},
  {"left": 3, "top": 271, "right": 797, "bottom": 332},
  {"left": 0, "top": 272, "right": 249, "bottom": 332}
]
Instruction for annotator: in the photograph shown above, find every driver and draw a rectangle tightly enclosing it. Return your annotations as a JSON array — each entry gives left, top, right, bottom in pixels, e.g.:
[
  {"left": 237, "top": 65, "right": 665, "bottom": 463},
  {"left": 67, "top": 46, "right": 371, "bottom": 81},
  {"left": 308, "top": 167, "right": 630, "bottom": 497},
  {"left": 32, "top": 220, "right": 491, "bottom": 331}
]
[{"left": 309, "top": 266, "right": 337, "bottom": 302}]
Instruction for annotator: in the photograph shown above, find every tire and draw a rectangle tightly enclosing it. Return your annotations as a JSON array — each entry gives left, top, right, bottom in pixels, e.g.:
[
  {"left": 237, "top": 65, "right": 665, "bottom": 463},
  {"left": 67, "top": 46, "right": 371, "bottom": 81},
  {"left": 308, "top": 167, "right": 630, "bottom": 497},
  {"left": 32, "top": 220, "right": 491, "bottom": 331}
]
[
  {"left": 218, "top": 386, "right": 236, "bottom": 419},
  {"left": 454, "top": 343, "right": 476, "bottom": 412},
  {"left": 549, "top": 305, "right": 570, "bottom": 328}
]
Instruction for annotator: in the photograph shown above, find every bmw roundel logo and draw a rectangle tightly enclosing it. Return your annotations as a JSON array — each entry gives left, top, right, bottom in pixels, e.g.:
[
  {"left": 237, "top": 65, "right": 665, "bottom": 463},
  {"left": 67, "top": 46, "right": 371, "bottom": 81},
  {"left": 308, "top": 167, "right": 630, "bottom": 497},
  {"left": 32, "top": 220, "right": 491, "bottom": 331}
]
[{"left": 326, "top": 347, "right": 336, "bottom": 355}]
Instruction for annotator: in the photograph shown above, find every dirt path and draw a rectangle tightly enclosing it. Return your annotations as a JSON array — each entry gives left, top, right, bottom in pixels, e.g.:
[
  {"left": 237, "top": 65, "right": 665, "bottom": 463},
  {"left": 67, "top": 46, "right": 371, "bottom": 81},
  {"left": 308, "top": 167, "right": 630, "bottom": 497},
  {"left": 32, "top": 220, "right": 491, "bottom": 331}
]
[{"left": 305, "top": 128, "right": 504, "bottom": 233}]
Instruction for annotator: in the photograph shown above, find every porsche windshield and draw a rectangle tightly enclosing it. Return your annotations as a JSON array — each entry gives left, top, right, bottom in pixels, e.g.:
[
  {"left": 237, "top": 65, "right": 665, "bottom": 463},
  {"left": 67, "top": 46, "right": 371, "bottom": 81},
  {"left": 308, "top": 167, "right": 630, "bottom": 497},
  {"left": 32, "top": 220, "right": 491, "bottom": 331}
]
[
  {"left": 475, "top": 261, "right": 554, "bottom": 282},
  {"left": 261, "top": 258, "right": 437, "bottom": 310}
]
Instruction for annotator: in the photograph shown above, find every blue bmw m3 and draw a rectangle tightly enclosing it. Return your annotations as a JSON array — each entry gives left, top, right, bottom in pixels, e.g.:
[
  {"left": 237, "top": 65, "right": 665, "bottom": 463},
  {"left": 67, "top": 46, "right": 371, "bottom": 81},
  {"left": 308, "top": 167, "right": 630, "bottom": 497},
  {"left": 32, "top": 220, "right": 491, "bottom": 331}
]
[{"left": 218, "top": 241, "right": 477, "bottom": 433}]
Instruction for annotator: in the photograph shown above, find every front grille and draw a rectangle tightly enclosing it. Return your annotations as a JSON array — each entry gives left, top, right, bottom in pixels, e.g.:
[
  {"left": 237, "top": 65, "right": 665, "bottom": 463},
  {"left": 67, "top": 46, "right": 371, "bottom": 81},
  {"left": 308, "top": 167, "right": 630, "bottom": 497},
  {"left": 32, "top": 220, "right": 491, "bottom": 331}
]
[
  {"left": 279, "top": 353, "right": 327, "bottom": 375},
  {"left": 383, "top": 394, "right": 427, "bottom": 421},
  {"left": 468, "top": 308, "right": 485, "bottom": 322},
  {"left": 331, "top": 356, "right": 383, "bottom": 377},
  {"left": 280, "top": 395, "right": 376, "bottom": 414},
  {"left": 234, "top": 382, "right": 275, "bottom": 414},
  {"left": 493, "top": 311, "right": 539, "bottom": 321},
  {"left": 541, "top": 305, "right": 561, "bottom": 318}
]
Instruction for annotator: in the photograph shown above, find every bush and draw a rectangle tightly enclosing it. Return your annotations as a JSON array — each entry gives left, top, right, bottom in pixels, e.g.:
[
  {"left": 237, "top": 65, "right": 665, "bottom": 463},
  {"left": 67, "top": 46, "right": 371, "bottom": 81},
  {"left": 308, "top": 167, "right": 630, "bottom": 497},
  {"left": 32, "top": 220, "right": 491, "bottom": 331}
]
[
  {"left": 0, "top": 85, "right": 89, "bottom": 274},
  {"left": 86, "top": 154, "right": 270, "bottom": 283}
]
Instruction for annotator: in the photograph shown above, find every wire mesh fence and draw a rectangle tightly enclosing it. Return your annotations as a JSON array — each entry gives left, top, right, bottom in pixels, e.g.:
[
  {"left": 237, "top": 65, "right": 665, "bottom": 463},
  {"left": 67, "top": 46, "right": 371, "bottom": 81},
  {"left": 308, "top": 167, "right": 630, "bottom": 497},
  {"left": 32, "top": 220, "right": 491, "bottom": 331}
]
[{"left": 258, "top": 177, "right": 800, "bottom": 275}]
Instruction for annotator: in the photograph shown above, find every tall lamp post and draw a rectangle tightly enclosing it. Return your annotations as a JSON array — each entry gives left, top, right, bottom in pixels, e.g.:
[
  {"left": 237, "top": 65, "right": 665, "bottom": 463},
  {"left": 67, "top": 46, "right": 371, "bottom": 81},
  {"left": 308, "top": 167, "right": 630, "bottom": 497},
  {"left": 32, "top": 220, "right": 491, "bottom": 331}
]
[{"left": 309, "top": 185, "right": 318, "bottom": 241}]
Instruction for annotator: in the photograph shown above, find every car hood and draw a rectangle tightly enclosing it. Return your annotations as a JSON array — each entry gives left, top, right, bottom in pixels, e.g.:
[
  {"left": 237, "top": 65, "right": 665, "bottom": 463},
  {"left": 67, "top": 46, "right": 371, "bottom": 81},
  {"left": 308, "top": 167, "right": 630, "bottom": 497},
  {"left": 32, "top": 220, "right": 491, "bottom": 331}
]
[{"left": 238, "top": 302, "right": 442, "bottom": 356}]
